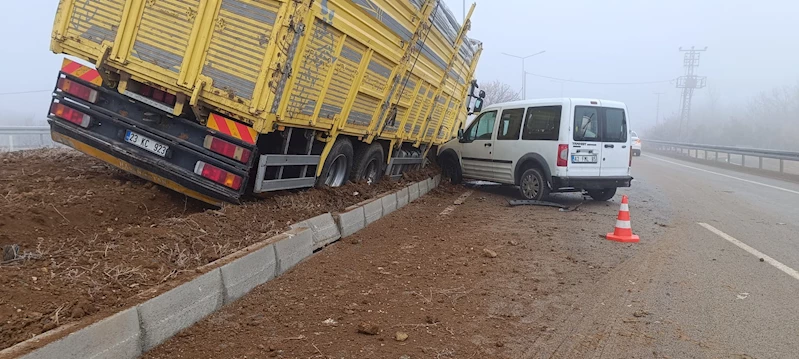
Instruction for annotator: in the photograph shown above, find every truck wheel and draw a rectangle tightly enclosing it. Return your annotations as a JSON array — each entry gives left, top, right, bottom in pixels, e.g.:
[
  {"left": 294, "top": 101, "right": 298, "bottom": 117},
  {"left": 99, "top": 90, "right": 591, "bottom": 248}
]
[
  {"left": 518, "top": 168, "right": 548, "bottom": 200},
  {"left": 351, "top": 143, "right": 384, "bottom": 184},
  {"left": 588, "top": 188, "right": 617, "bottom": 201},
  {"left": 441, "top": 157, "right": 463, "bottom": 184},
  {"left": 317, "top": 138, "right": 354, "bottom": 188}
]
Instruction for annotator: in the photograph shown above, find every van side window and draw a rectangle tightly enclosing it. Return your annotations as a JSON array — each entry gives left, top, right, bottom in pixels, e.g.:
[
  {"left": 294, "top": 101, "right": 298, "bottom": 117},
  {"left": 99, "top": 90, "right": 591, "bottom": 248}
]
[
  {"left": 523, "top": 106, "right": 562, "bottom": 140},
  {"left": 496, "top": 108, "right": 524, "bottom": 140},
  {"left": 464, "top": 110, "right": 497, "bottom": 141},
  {"left": 604, "top": 108, "right": 627, "bottom": 143},
  {"left": 574, "top": 107, "right": 600, "bottom": 142}
]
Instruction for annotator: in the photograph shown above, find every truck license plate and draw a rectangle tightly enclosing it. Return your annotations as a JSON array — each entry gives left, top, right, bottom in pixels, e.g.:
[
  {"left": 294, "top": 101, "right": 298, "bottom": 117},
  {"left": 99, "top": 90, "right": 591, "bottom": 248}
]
[
  {"left": 572, "top": 155, "right": 597, "bottom": 163},
  {"left": 125, "top": 130, "right": 168, "bottom": 157}
]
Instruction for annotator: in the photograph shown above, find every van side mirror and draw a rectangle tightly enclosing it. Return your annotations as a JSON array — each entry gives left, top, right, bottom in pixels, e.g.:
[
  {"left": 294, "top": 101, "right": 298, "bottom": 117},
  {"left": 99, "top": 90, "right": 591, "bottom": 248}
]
[{"left": 457, "top": 128, "right": 464, "bottom": 140}]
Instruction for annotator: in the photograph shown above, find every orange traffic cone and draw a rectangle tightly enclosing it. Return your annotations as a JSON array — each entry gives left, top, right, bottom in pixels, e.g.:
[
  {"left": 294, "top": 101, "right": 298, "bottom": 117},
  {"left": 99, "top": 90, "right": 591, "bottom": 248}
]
[{"left": 606, "top": 195, "right": 640, "bottom": 243}]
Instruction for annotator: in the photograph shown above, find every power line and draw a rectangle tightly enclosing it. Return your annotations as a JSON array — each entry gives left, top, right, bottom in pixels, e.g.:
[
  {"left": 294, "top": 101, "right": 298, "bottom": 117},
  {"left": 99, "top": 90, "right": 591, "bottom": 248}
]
[
  {"left": 525, "top": 72, "right": 677, "bottom": 85},
  {"left": 0, "top": 89, "right": 51, "bottom": 96}
]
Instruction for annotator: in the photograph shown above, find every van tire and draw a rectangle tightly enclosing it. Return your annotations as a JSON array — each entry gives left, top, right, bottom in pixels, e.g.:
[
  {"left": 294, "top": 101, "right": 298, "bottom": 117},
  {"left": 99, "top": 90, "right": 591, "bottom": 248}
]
[
  {"left": 441, "top": 157, "right": 463, "bottom": 185},
  {"left": 351, "top": 143, "right": 384, "bottom": 184},
  {"left": 588, "top": 188, "right": 617, "bottom": 201},
  {"left": 518, "top": 168, "right": 548, "bottom": 200},
  {"left": 316, "top": 138, "right": 354, "bottom": 188}
]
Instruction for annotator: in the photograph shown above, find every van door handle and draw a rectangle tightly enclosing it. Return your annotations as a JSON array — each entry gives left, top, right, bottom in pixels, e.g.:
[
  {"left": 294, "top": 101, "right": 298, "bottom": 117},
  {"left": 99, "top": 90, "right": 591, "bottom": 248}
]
[
  {"left": 485, "top": 143, "right": 492, "bottom": 147},
  {"left": 604, "top": 144, "right": 614, "bottom": 148}
]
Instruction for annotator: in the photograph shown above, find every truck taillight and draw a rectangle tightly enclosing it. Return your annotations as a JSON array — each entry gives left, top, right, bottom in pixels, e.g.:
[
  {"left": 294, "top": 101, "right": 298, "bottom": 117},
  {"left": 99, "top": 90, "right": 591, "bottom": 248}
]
[
  {"left": 194, "top": 161, "right": 242, "bottom": 190},
  {"left": 57, "top": 78, "right": 98, "bottom": 103},
  {"left": 203, "top": 135, "right": 252, "bottom": 163},
  {"left": 50, "top": 103, "right": 91, "bottom": 128},
  {"left": 138, "top": 84, "right": 176, "bottom": 106},
  {"left": 557, "top": 144, "right": 569, "bottom": 167}
]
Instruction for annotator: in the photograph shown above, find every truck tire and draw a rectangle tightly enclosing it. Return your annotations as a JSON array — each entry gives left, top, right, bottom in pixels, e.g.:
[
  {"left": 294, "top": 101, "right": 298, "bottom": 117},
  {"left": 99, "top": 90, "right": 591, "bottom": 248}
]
[
  {"left": 351, "top": 143, "right": 384, "bottom": 184},
  {"left": 518, "top": 168, "right": 548, "bottom": 200},
  {"left": 316, "top": 138, "right": 354, "bottom": 188},
  {"left": 587, "top": 188, "right": 617, "bottom": 201},
  {"left": 441, "top": 156, "right": 463, "bottom": 184}
]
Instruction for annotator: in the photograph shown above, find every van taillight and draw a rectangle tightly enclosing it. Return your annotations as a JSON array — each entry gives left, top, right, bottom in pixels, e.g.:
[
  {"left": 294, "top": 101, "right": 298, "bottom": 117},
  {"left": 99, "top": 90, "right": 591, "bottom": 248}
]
[
  {"left": 50, "top": 103, "right": 91, "bottom": 128},
  {"left": 194, "top": 161, "right": 242, "bottom": 190},
  {"left": 557, "top": 144, "right": 569, "bottom": 167},
  {"left": 57, "top": 78, "right": 98, "bottom": 103},
  {"left": 203, "top": 135, "right": 252, "bottom": 163}
]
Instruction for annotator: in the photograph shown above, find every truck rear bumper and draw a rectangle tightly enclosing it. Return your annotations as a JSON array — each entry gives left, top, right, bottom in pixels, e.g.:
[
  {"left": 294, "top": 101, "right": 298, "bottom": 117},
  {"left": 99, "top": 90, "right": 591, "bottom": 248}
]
[
  {"left": 552, "top": 176, "right": 633, "bottom": 190},
  {"left": 49, "top": 120, "right": 236, "bottom": 206}
]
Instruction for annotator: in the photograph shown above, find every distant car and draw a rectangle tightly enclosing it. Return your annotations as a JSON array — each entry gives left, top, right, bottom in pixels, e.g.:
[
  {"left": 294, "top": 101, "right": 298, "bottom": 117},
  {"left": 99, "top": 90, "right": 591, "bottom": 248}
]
[
  {"left": 438, "top": 98, "right": 633, "bottom": 201},
  {"left": 631, "top": 131, "right": 642, "bottom": 156}
]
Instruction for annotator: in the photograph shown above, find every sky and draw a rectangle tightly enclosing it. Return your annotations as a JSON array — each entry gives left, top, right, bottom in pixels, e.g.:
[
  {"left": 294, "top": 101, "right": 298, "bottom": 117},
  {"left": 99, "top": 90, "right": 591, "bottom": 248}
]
[{"left": 1, "top": 0, "right": 798, "bottom": 131}]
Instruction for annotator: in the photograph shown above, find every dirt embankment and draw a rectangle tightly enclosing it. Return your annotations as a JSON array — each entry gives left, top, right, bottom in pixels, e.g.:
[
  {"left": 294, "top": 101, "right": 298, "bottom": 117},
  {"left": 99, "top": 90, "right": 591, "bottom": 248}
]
[
  {"left": 0, "top": 148, "right": 432, "bottom": 351},
  {"left": 143, "top": 184, "right": 646, "bottom": 359}
]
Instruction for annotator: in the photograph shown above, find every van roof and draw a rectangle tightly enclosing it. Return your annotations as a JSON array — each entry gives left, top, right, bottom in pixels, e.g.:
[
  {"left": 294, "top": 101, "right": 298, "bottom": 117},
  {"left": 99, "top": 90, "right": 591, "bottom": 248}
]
[{"left": 484, "top": 98, "right": 627, "bottom": 111}]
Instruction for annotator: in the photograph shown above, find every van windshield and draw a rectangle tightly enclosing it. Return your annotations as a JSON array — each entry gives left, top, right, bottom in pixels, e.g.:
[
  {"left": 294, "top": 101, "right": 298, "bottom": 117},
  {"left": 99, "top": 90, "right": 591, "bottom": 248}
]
[{"left": 573, "top": 106, "right": 627, "bottom": 143}]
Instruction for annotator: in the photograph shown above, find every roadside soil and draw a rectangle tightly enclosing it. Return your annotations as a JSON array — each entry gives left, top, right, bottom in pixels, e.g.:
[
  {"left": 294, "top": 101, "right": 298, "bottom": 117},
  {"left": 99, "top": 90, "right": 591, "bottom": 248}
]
[
  {"left": 0, "top": 148, "right": 427, "bottom": 351},
  {"left": 143, "top": 182, "right": 669, "bottom": 359}
]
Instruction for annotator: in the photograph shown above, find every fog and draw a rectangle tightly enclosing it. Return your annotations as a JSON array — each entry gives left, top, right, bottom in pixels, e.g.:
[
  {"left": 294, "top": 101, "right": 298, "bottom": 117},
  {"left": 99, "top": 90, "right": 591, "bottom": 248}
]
[{"left": 2, "top": 0, "right": 798, "bottom": 145}]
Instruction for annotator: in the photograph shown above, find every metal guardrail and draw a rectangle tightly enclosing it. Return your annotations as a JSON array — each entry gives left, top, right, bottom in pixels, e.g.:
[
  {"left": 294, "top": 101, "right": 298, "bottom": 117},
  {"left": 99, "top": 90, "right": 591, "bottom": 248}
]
[
  {"left": 0, "top": 126, "right": 56, "bottom": 152},
  {"left": 646, "top": 139, "right": 799, "bottom": 172}
]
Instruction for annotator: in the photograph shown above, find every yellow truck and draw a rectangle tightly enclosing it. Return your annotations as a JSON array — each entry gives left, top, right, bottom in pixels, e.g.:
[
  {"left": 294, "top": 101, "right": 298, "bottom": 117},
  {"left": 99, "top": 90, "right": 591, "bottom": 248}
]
[{"left": 47, "top": 0, "right": 484, "bottom": 205}]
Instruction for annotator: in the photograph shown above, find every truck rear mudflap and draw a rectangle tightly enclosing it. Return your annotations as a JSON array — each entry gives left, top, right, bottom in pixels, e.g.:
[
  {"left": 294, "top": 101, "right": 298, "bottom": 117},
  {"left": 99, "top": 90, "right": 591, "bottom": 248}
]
[{"left": 48, "top": 64, "right": 258, "bottom": 206}]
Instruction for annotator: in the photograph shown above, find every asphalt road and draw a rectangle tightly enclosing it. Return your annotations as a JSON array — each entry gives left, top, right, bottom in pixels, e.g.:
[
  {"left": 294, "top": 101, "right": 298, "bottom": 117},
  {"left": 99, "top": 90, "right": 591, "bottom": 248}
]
[{"left": 551, "top": 152, "right": 799, "bottom": 359}]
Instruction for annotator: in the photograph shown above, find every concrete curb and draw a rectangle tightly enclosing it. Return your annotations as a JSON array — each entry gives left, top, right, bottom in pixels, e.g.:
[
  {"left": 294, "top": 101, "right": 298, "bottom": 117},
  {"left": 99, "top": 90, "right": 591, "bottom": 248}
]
[
  {"left": 290, "top": 213, "right": 341, "bottom": 251},
  {"left": 334, "top": 206, "right": 366, "bottom": 238},
  {"left": 220, "top": 243, "right": 277, "bottom": 303},
  {"left": 363, "top": 198, "right": 383, "bottom": 225},
  {"left": 7, "top": 175, "right": 440, "bottom": 359},
  {"left": 408, "top": 183, "right": 420, "bottom": 202},
  {"left": 396, "top": 187, "right": 409, "bottom": 208},
  {"left": 137, "top": 269, "right": 224, "bottom": 351},
  {"left": 419, "top": 180, "right": 429, "bottom": 196},
  {"left": 380, "top": 193, "right": 397, "bottom": 216},
  {"left": 273, "top": 228, "right": 313, "bottom": 275},
  {"left": 19, "top": 308, "right": 141, "bottom": 359}
]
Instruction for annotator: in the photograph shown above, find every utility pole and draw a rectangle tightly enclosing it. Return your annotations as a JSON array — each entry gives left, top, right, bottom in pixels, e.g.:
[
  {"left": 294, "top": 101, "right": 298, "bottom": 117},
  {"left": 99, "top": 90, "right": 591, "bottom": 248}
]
[
  {"left": 501, "top": 51, "right": 545, "bottom": 99},
  {"left": 676, "top": 46, "right": 708, "bottom": 134},
  {"left": 654, "top": 92, "right": 664, "bottom": 125}
]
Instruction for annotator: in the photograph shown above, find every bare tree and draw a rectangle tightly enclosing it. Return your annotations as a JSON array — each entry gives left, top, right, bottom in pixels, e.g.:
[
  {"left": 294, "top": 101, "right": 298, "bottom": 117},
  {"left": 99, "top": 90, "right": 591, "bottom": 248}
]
[{"left": 480, "top": 80, "right": 521, "bottom": 107}]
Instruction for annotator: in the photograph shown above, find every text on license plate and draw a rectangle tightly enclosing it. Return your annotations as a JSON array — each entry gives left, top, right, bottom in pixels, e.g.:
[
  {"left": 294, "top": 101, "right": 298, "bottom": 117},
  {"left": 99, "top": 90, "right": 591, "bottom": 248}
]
[
  {"left": 125, "top": 130, "right": 168, "bottom": 157},
  {"left": 572, "top": 155, "right": 597, "bottom": 163}
]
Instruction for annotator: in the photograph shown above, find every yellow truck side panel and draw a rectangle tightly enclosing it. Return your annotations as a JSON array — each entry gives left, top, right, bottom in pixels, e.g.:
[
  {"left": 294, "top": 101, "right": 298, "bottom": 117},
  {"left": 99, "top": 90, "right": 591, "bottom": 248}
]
[{"left": 50, "top": 0, "right": 481, "bottom": 147}]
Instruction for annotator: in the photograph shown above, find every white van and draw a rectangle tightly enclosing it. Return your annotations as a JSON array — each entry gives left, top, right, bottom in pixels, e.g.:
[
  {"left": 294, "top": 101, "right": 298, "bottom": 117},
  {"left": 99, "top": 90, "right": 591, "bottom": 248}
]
[{"left": 437, "top": 98, "right": 633, "bottom": 201}]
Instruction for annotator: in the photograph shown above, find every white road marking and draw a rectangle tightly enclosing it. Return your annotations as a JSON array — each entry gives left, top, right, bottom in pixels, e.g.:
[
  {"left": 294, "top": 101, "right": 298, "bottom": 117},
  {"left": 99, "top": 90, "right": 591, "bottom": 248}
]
[
  {"left": 699, "top": 223, "right": 799, "bottom": 282},
  {"left": 439, "top": 190, "right": 473, "bottom": 217},
  {"left": 644, "top": 155, "right": 799, "bottom": 196}
]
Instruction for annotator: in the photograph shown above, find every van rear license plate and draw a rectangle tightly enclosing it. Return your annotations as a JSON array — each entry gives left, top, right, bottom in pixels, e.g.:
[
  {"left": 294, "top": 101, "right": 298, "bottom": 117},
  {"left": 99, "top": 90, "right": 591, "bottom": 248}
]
[
  {"left": 572, "top": 155, "right": 597, "bottom": 163},
  {"left": 125, "top": 130, "right": 168, "bottom": 157}
]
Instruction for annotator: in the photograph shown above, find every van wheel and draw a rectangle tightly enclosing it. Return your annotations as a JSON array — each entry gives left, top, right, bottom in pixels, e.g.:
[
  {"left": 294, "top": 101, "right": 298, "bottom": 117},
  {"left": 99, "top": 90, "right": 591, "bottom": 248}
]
[
  {"left": 519, "top": 168, "right": 548, "bottom": 200},
  {"left": 351, "top": 143, "right": 384, "bottom": 184},
  {"left": 441, "top": 157, "right": 463, "bottom": 184},
  {"left": 588, "top": 188, "right": 617, "bottom": 201},
  {"left": 316, "top": 138, "right": 354, "bottom": 188}
]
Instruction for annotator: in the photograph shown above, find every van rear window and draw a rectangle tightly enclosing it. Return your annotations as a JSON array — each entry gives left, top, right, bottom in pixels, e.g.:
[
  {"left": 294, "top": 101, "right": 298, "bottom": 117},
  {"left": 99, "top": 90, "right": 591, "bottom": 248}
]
[
  {"left": 573, "top": 107, "right": 600, "bottom": 142},
  {"left": 603, "top": 108, "right": 627, "bottom": 143},
  {"left": 573, "top": 106, "right": 627, "bottom": 143}
]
